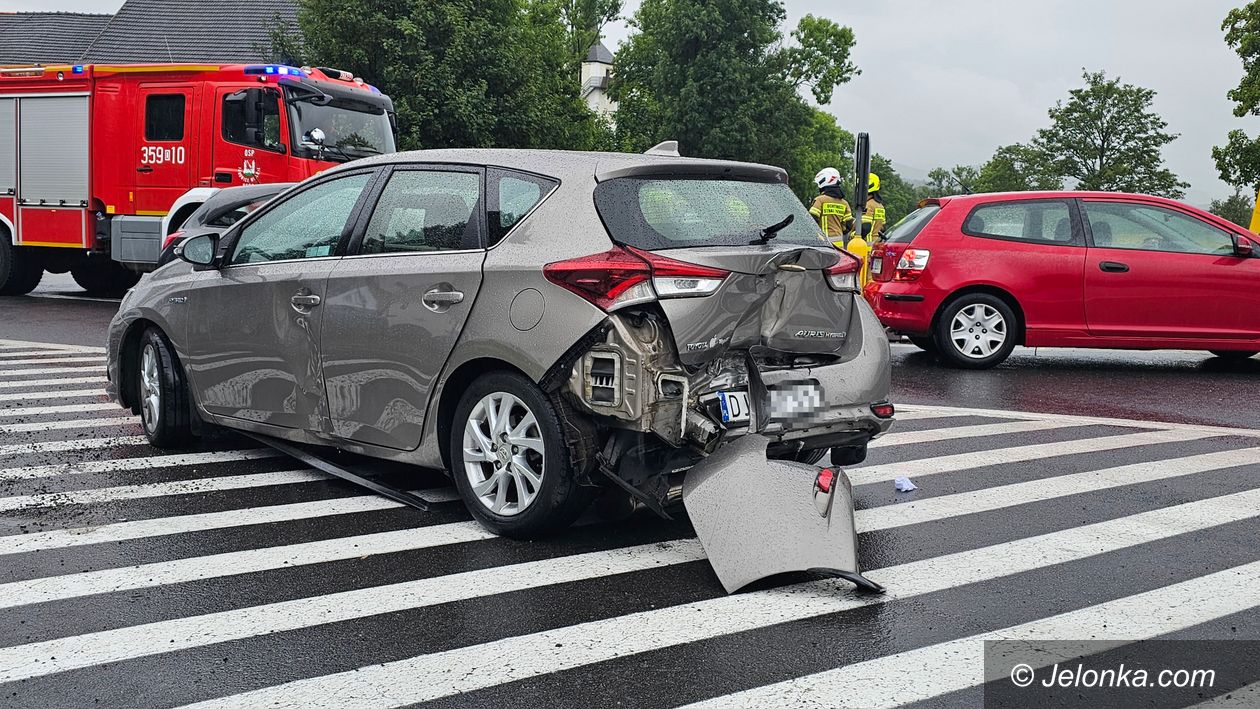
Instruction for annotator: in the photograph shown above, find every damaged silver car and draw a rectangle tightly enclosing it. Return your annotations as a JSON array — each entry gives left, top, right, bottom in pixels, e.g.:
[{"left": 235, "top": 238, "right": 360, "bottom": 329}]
[{"left": 106, "top": 147, "right": 893, "bottom": 592}]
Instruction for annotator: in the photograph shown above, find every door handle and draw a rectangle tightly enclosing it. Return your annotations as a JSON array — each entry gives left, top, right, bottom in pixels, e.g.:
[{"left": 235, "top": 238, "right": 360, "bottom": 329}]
[
  {"left": 290, "top": 294, "right": 322, "bottom": 307},
  {"left": 422, "top": 289, "right": 464, "bottom": 310},
  {"left": 136, "top": 166, "right": 154, "bottom": 174},
  {"left": 1099, "top": 261, "right": 1129, "bottom": 273}
]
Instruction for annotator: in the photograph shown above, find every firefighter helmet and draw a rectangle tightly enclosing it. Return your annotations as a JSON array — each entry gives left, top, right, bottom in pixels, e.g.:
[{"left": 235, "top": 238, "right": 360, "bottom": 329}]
[
  {"left": 868, "top": 173, "right": 881, "bottom": 192},
  {"left": 814, "top": 168, "right": 842, "bottom": 189}
]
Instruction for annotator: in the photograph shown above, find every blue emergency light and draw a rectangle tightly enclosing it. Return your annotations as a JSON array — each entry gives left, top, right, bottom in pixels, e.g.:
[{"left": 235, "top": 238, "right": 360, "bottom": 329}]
[
  {"left": 243, "top": 64, "right": 306, "bottom": 77},
  {"left": 72, "top": 65, "right": 84, "bottom": 74}
]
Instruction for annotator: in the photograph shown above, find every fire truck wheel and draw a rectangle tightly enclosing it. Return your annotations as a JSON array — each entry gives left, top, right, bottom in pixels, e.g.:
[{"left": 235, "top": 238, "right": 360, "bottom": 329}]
[
  {"left": 0, "top": 240, "right": 44, "bottom": 296},
  {"left": 71, "top": 260, "right": 141, "bottom": 297},
  {"left": 137, "top": 327, "right": 195, "bottom": 448}
]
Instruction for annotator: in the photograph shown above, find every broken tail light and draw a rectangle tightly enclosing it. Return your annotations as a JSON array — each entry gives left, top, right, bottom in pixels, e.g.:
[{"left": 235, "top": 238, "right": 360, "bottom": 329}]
[
  {"left": 544, "top": 246, "right": 729, "bottom": 312},
  {"left": 894, "top": 249, "right": 930, "bottom": 281},
  {"left": 161, "top": 231, "right": 185, "bottom": 253},
  {"left": 824, "top": 252, "right": 862, "bottom": 291}
]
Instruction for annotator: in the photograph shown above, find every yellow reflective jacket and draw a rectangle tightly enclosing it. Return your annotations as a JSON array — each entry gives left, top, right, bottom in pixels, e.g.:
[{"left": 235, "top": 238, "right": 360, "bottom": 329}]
[
  {"left": 862, "top": 196, "right": 887, "bottom": 242},
  {"left": 808, "top": 194, "right": 853, "bottom": 245}
]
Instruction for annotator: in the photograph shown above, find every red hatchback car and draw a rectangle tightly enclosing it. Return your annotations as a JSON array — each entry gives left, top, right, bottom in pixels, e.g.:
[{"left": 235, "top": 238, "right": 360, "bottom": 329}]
[{"left": 864, "top": 191, "right": 1260, "bottom": 369}]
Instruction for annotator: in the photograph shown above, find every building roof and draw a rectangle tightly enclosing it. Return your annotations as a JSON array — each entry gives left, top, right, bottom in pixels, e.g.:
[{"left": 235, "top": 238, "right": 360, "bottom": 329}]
[
  {"left": 80, "top": 0, "right": 299, "bottom": 63},
  {"left": 0, "top": 12, "right": 111, "bottom": 65},
  {"left": 584, "top": 41, "right": 614, "bottom": 65}
]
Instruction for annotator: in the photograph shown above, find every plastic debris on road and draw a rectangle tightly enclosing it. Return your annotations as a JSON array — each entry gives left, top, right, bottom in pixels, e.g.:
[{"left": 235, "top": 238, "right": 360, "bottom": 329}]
[{"left": 894, "top": 476, "right": 918, "bottom": 492}]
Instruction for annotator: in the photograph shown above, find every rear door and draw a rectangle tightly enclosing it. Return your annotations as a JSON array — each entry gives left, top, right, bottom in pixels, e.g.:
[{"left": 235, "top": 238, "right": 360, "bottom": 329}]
[
  {"left": 136, "top": 86, "right": 196, "bottom": 214},
  {"left": 1082, "top": 199, "right": 1260, "bottom": 339},
  {"left": 319, "top": 164, "right": 495, "bottom": 450},
  {"left": 183, "top": 169, "right": 375, "bottom": 431}
]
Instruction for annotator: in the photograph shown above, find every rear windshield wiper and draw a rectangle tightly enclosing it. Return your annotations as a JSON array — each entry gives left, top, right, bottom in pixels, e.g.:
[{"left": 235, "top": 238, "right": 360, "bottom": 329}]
[{"left": 751, "top": 214, "right": 794, "bottom": 245}]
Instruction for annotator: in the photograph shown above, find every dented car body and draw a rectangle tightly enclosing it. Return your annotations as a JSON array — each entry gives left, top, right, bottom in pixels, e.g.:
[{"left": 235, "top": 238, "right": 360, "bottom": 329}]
[{"left": 106, "top": 148, "right": 892, "bottom": 592}]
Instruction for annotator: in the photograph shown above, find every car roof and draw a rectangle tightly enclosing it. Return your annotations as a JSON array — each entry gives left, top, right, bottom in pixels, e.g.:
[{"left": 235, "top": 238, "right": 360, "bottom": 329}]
[{"left": 931, "top": 190, "right": 1195, "bottom": 209}]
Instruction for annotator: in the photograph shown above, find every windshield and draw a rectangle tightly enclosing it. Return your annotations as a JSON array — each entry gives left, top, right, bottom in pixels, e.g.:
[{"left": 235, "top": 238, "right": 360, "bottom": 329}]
[
  {"left": 593, "top": 177, "right": 830, "bottom": 251},
  {"left": 286, "top": 89, "right": 396, "bottom": 159}
]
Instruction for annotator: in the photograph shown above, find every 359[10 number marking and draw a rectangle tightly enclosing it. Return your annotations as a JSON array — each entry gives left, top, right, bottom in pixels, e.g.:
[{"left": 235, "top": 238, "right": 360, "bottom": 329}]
[{"left": 140, "top": 145, "right": 186, "bottom": 165}]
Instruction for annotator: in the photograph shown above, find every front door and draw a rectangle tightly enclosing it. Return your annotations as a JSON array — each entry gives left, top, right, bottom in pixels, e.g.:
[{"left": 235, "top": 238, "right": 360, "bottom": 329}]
[
  {"left": 184, "top": 171, "right": 374, "bottom": 430},
  {"left": 136, "top": 85, "right": 196, "bottom": 215},
  {"left": 320, "top": 165, "right": 487, "bottom": 450},
  {"left": 211, "top": 86, "right": 291, "bottom": 188},
  {"left": 1082, "top": 199, "right": 1260, "bottom": 339}
]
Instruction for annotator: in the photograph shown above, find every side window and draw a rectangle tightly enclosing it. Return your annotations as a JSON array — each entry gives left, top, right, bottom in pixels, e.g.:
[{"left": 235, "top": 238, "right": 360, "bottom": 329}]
[
  {"left": 1084, "top": 202, "right": 1235, "bottom": 256},
  {"left": 230, "top": 174, "right": 370, "bottom": 265},
  {"left": 144, "top": 95, "right": 185, "bottom": 141},
  {"left": 488, "top": 169, "right": 557, "bottom": 246},
  {"left": 222, "top": 88, "right": 283, "bottom": 151},
  {"left": 361, "top": 170, "right": 481, "bottom": 254},
  {"left": 964, "top": 200, "right": 1074, "bottom": 245}
]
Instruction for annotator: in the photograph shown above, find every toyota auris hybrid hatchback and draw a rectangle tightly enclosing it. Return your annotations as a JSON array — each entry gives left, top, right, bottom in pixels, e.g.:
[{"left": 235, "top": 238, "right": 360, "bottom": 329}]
[
  {"left": 865, "top": 192, "right": 1260, "bottom": 369},
  {"left": 107, "top": 149, "right": 893, "bottom": 537}
]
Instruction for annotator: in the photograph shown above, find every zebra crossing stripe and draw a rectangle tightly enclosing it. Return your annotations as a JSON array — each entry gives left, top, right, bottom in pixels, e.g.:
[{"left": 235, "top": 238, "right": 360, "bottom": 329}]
[
  {"left": 61, "top": 487, "right": 1260, "bottom": 702},
  {"left": 899, "top": 404, "right": 1260, "bottom": 440},
  {"left": 0, "top": 377, "right": 107, "bottom": 390},
  {"left": 0, "top": 402, "right": 118, "bottom": 418},
  {"left": 856, "top": 445, "right": 1260, "bottom": 532},
  {"left": 0, "top": 340, "right": 104, "bottom": 353},
  {"left": 849, "top": 429, "right": 1213, "bottom": 486},
  {"left": 0, "top": 357, "right": 105, "bottom": 366},
  {"left": 685, "top": 558, "right": 1260, "bottom": 708},
  {"left": 0, "top": 469, "right": 328, "bottom": 513},
  {"left": 0, "top": 417, "right": 135, "bottom": 434},
  {"left": 0, "top": 435, "right": 147, "bottom": 457},
  {"left": 871, "top": 418, "right": 1082, "bottom": 447},
  {"left": 0, "top": 449, "right": 280, "bottom": 481},
  {"left": 0, "top": 366, "right": 108, "bottom": 378},
  {"left": 0, "top": 389, "right": 105, "bottom": 403}
]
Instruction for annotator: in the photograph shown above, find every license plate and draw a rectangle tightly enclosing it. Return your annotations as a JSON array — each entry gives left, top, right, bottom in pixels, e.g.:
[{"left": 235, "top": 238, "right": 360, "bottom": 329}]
[
  {"left": 717, "top": 391, "right": 751, "bottom": 423},
  {"left": 870, "top": 257, "right": 882, "bottom": 275}
]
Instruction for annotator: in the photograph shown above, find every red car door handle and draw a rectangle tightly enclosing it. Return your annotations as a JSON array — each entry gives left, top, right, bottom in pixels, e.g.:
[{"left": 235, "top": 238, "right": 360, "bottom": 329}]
[{"left": 1099, "top": 261, "right": 1129, "bottom": 273}]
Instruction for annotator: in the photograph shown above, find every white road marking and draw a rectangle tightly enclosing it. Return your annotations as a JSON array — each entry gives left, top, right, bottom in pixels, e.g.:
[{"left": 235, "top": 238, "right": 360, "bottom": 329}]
[
  {"left": 0, "top": 402, "right": 118, "bottom": 417},
  {"left": 0, "top": 340, "right": 104, "bottom": 353},
  {"left": 0, "top": 366, "right": 107, "bottom": 378},
  {"left": 0, "top": 376, "right": 107, "bottom": 390},
  {"left": 685, "top": 560, "right": 1260, "bottom": 708},
  {"left": 849, "top": 429, "right": 1212, "bottom": 486},
  {"left": 171, "top": 488, "right": 1260, "bottom": 708},
  {"left": 0, "top": 389, "right": 104, "bottom": 403},
  {"left": 1192, "top": 681, "right": 1260, "bottom": 707},
  {"left": 857, "top": 446, "right": 1260, "bottom": 532},
  {"left": 0, "top": 417, "right": 135, "bottom": 434},
  {"left": 0, "top": 356, "right": 104, "bottom": 366},
  {"left": 0, "top": 435, "right": 147, "bottom": 457},
  {"left": 0, "top": 469, "right": 327, "bottom": 513},
  {"left": 900, "top": 403, "right": 1260, "bottom": 440},
  {"left": 871, "top": 418, "right": 1082, "bottom": 447},
  {"left": 0, "top": 448, "right": 280, "bottom": 481}
]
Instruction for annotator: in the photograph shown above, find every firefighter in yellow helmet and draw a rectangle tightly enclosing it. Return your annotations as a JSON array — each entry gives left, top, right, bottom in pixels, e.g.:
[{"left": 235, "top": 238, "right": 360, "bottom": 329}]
[
  {"left": 862, "top": 173, "right": 888, "bottom": 244},
  {"left": 808, "top": 168, "right": 854, "bottom": 248}
]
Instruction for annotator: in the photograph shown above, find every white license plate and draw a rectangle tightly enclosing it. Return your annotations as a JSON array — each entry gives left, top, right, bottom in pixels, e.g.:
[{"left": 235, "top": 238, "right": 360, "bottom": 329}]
[
  {"left": 718, "top": 391, "right": 751, "bottom": 423},
  {"left": 870, "top": 257, "right": 882, "bottom": 275}
]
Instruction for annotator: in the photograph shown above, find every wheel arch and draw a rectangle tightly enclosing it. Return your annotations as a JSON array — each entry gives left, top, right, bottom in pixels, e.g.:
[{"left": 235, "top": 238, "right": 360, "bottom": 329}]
[
  {"left": 161, "top": 188, "right": 217, "bottom": 235},
  {"left": 117, "top": 318, "right": 187, "bottom": 414},
  {"left": 434, "top": 357, "right": 532, "bottom": 474},
  {"left": 932, "top": 284, "right": 1026, "bottom": 345}
]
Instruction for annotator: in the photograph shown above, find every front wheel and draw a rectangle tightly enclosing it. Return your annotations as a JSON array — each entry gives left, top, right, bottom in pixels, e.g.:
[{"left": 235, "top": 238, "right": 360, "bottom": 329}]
[
  {"left": 450, "top": 371, "right": 591, "bottom": 538},
  {"left": 935, "top": 294, "right": 1019, "bottom": 369},
  {"left": 1209, "top": 350, "right": 1258, "bottom": 361},
  {"left": 137, "top": 328, "right": 195, "bottom": 448}
]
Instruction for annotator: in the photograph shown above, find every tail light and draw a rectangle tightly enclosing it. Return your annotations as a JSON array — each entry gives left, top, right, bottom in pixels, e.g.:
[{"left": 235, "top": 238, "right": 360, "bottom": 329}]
[
  {"left": 815, "top": 467, "right": 836, "bottom": 493},
  {"left": 871, "top": 401, "right": 895, "bottom": 418},
  {"left": 161, "top": 231, "right": 184, "bottom": 253},
  {"left": 544, "top": 246, "right": 729, "bottom": 312},
  {"left": 894, "top": 248, "right": 930, "bottom": 281},
  {"left": 824, "top": 252, "right": 862, "bottom": 291}
]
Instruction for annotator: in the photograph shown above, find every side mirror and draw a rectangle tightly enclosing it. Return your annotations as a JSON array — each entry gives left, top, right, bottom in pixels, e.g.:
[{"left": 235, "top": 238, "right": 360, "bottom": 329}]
[
  {"left": 1235, "top": 235, "right": 1255, "bottom": 258},
  {"left": 175, "top": 233, "right": 219, "bottom": 269},
  {"left": 303, "top": 127, "right": 326, "bottom": 146}
]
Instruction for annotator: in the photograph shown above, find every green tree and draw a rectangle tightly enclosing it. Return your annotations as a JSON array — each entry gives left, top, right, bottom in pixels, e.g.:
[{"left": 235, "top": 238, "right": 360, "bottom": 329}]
[
  {"left": 974, "top": 143, "right": 1062, "bottom": 193},
  {"left": 1210, "top": 189, "right": 1255, "bottom": 228},
  {"left": 559, "top": 0, "right": 622, "bottom": 70},
  {"left": 789, "top": 108, "right": 854, "bottom": 202},
  {"left": 293, "top": 0, "right": 607, "bottom": 151},
  {"left": 1031, "top": 70, "right": 1187, "bottom": 197},
  {"left": 924, "top": 165, "right": 980, "bottom": 197},
  {"left": 612, "top": 1, "right": 857, "bottom": 182},
  {"left": 1215, "top": 2, "right": 1260, "bottom": 189},
  {"left": 868, "top": 155, "right": 919, "bottom": 225}
]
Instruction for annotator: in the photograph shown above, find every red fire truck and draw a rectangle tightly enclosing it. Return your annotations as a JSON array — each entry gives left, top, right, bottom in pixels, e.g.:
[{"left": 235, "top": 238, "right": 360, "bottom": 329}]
[{"left": 0, "top": 63, "right": 396, "bottom": 295}]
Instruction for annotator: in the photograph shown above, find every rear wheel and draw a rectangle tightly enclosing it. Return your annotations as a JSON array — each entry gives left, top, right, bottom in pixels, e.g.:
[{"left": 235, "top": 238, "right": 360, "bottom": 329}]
[
  {"left": 450, "top": 371, "right": 591, "bottom": 538},
  {"left": 0, "top": 239, "right": 44, "bottom": 296},
  {"left": 71, "top": 259, "right": 140, "bottom": 296},
  {"left": 1209, "top": 350, "right": 1258, "bottom": 361},
  {"left": 137, "top": 327, "right": 195, "bottom": 448},
  {"left": 935, "top": 294, "right": 1019, "bottom": 369}
]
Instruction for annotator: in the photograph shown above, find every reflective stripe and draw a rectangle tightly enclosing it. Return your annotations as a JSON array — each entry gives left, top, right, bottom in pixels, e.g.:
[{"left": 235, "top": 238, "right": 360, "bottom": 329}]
[
  {"left": 808, "top": 207, "right": 822, "bottom": 217},
  {"left": 874, "top": 207, "right": 886, "bottom": 221}
]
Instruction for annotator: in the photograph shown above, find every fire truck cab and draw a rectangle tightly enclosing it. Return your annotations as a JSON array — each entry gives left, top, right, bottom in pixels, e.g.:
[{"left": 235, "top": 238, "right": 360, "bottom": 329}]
[{"left": 0, "top": 63, "right": 396, "bottom": 295}]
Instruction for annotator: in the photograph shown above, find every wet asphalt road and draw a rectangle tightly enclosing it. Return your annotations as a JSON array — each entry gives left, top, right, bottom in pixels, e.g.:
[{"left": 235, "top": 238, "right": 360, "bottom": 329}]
[{"left": 0, "top": 282, "right": 1258, "bottom": 707}]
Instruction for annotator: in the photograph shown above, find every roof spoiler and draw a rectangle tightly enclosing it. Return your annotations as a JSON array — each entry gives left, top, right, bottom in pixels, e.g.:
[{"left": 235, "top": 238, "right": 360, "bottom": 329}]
[{"left": 645, "top": 140, "right": 680, "bottom": 157}]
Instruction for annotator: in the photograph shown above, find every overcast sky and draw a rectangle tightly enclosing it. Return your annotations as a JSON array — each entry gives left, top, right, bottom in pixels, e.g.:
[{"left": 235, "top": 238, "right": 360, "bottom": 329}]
[{"left": 11, "top": 0, "right": 1254, "bottom": 204}]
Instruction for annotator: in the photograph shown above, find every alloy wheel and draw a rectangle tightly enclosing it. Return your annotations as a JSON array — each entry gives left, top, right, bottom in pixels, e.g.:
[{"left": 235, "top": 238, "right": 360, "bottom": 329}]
[
  {"left": 950, "top": 303, "right": 1007, "bottom": 359},
  {"left": 461, "top": 392, "right": 546, "bottom": 516},
  {"left": 140, "top": 343, "right": 162, "bottom": 432}
]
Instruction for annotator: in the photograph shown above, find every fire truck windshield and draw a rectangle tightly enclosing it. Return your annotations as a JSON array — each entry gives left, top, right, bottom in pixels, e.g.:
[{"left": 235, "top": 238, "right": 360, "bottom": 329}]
[{"left": 285, "top": 88, "right": 396, "bottom": 161}]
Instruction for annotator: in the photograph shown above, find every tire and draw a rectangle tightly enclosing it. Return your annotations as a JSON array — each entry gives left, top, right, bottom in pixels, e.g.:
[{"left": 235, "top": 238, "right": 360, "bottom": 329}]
[
  {"left": 0, "top": 239, "right": 44, "bottom": 296},
  {"left": 137, "top": 327, "right": 195, "bottom": 448},
  {"left": 831, "top": 444, "right": 868, "bottom": 467},
  {"left": 71, "top": 259, "right": 141, "bottom": 296},
  {"left": 935, "top": 293, "right": 1019, "bottom": 369},
  {"left": 909, "top": 336, "right": 938, "bottom": 354},
  {"left": 450, "top": 371, "right": 591, "bottom": 538},
  {"left": 1209, "top": 350, "right": 1258, "bottom": 361}
]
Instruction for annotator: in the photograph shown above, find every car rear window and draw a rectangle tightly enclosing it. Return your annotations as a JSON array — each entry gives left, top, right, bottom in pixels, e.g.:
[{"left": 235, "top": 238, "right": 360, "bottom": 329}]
[
  {"left": 883, "top": 205, "right": 940, "bottom": 244},
  {"left": 593, "top": 177, "right": 829, "bottom": 251}
]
